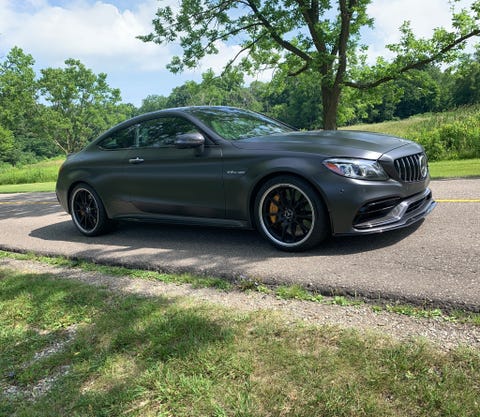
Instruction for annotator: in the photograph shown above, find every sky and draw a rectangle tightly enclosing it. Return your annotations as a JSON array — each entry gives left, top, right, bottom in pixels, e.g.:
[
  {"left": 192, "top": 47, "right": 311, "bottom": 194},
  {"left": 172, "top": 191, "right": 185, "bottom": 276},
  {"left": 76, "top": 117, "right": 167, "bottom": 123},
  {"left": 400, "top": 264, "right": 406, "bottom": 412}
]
[{"left": 0, "top": 0, "right": 477, "bottom": 107}]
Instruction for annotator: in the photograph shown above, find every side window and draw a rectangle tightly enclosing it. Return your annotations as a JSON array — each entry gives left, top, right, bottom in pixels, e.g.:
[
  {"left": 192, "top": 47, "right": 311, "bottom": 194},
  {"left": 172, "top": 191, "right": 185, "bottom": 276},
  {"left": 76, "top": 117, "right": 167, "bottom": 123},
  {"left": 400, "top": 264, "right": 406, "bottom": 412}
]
[
  {"left": 137, "top": 117, "right": 199, "bottom": 148},
  {"left": 98, "top": 125, "right": 137, "bottom": 150}
]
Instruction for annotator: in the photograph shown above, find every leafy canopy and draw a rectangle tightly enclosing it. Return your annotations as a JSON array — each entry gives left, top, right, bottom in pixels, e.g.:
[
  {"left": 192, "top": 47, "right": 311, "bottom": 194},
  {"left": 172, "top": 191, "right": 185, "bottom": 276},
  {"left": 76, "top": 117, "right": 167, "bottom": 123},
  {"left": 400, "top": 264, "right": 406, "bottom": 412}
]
[
  {"left": 38, "top": 59, "right": 127, "bottom": 154},
  {"left": 140, "top": 0, "right": 480, "bottom": 129}
]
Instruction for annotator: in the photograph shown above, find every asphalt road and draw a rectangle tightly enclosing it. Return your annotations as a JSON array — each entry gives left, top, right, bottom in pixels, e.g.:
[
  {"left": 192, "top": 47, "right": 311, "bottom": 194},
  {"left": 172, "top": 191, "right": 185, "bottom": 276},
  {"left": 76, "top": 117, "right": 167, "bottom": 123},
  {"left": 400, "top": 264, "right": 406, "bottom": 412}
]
[{"left": 1, "top": 179, "right": 479, "bottom": 311}]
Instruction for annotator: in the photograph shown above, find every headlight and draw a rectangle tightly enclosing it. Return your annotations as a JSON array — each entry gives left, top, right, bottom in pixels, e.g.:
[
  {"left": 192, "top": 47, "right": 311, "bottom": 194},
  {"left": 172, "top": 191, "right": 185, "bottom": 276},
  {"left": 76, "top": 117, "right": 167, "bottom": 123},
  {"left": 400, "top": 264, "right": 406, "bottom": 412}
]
[{"left": 323, "top": 158, "right": 389, "bottom": 181}]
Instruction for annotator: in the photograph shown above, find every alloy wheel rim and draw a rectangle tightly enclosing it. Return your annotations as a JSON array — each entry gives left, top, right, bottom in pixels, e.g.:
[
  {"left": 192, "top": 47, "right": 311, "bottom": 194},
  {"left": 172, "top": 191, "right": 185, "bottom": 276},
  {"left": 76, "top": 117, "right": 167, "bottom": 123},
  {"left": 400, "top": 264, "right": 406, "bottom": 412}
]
[
  {"left": 72, "top": 189, "right": 99, "bottom": 233},
  {"left": 259, "top": 184, "right": 315, "bottom": 247}
]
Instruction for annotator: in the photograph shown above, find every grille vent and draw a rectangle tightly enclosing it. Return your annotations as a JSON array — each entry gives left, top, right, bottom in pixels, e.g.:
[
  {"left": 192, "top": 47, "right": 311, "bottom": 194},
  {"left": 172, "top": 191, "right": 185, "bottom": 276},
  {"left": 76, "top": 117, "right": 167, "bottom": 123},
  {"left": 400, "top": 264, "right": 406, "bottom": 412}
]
[{"left": 394, "top": 153, "right": 428, "bottom": 182}]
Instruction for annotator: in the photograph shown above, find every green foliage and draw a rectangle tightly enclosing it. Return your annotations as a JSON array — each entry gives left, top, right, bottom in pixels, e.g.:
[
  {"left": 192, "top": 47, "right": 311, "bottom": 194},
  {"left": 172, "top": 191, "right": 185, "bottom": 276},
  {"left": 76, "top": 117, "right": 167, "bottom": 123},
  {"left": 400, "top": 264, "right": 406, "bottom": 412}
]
[
  {"left": 0, "top": 158, "right": 63, "bottom": 185},
  {"left": 38, "top": 59, "right": 130, "bottom": 154},
  {"left": 0, "top": 47, "right": 41, "bottom": 163},
  {"left": 0, "top": 125, "right": 14, "bottom": 161},
  {"left": 0, "top": 48, "right": 135, "bottom": 163},
  {"left": 346, "top": 105, "right": 480, "bottom": 161},
  {"left": 400, "top": 110, "right": 480, "bottom": 161},
  {"left": 141, "top": 0, "right": 480, "bottom": 128},
  {"left": 160, "top": 68, "right": 262, "bottom": 111},
  {"left": 449, "top": 44, "right": 480, "bottom": 107},
  {"left": 0, "top": 47, "right": 37, "bottom": 130},
  {"left": 136, "top": 94, "right": 169, "bottom": 114}
]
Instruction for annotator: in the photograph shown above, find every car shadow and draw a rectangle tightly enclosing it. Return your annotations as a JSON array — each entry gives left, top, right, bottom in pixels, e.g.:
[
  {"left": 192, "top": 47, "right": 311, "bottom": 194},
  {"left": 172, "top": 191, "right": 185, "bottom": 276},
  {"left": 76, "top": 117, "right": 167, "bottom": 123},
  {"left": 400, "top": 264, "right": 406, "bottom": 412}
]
[
  {"left": 29, "top": 217, "right": 422, "bottom": 258},
  {"left": 22, "top": 218, "right": 428, "bottom": 291}
]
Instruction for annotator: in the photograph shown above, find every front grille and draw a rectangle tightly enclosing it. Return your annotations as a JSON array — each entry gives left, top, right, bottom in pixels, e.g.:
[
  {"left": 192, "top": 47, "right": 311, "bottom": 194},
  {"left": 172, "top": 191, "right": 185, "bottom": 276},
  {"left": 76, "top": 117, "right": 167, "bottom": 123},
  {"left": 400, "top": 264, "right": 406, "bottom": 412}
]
[{"left": 394, "top": 153, "right": 428, "bottom": 182}]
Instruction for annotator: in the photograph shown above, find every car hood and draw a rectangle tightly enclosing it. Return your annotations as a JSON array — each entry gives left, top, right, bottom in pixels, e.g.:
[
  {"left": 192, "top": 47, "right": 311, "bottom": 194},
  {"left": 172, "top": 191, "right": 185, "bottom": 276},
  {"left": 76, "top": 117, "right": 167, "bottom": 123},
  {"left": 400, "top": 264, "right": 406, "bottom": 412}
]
[{"left": 232, "top": 130, "right": 417, "bottom": 159}]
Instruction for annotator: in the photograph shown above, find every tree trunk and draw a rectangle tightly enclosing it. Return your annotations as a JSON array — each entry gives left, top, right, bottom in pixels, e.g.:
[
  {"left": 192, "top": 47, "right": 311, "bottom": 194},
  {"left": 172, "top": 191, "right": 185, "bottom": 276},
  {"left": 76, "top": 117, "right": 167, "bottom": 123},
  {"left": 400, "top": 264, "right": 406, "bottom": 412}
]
[{"left": 322, "top": 85, "right": 340, "bottom": 130}]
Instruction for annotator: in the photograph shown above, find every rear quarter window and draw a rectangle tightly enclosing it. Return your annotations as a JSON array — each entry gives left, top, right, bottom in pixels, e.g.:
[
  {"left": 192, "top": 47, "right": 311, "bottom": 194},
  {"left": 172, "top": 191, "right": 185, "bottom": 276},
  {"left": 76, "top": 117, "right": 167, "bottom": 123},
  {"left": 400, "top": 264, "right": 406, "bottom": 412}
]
[{"left": 98, "top": 125, "right": 137, "bottom": 150}]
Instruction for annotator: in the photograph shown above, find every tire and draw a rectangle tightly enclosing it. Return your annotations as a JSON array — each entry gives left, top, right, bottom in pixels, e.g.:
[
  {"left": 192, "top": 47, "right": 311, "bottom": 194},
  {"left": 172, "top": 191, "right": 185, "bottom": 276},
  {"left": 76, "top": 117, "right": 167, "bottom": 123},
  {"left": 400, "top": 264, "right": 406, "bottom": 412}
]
[
  {"left": 254, "top": 176, "right": 329, "bottom": 251},
  {"left": 69, "top": 184, "right": 112, "bottom": 236}
]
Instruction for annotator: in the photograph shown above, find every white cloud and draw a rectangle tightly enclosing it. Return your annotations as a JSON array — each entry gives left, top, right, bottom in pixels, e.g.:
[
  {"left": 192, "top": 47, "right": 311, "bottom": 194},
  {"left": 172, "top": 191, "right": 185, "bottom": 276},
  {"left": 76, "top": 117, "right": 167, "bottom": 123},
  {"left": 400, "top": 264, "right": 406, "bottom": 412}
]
[
  {"left": 0, "top": 0, "right": 263, "bottom": 101},
  {"left": 0, "top": 0, "right": 174, "bottom": 72},
  {"left": 365, "top": 0, "right": 477, "bottom": 62},
  {"left": 1, "top": 0, "right": 476, "bottom": 105}
]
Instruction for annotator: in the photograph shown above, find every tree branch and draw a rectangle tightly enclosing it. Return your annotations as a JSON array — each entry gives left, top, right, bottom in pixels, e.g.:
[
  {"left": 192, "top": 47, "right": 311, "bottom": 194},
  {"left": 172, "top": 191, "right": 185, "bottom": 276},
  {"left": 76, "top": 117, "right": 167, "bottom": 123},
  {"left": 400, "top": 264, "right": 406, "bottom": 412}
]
[
  {"left": 288, "top": 62, "right": 311, "bottom": 76},
  {"left": 221, "top": 33, "right": 268, "bottom": 74},
  {"left": 244, "top": 0, "right": 313, "bottom": 64},
  {"left": 294, "top": 0, "right": 327, "bottom": 54},
  {"left": 332, "top": 0, "right": 356, "bottom": 88},
  {"left": 203, "top": 22, "right": 262, "bottom": 50},
  {"left": 345, "top": 29, "right": 480, "bottom": 89}
]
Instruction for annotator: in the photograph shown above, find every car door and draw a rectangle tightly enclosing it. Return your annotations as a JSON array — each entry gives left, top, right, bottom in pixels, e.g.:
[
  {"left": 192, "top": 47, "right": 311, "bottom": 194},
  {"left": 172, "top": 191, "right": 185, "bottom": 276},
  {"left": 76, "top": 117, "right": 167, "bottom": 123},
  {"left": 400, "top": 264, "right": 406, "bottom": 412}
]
[{"left": 122, "top": 115, "right": 225, "bottom": 220}]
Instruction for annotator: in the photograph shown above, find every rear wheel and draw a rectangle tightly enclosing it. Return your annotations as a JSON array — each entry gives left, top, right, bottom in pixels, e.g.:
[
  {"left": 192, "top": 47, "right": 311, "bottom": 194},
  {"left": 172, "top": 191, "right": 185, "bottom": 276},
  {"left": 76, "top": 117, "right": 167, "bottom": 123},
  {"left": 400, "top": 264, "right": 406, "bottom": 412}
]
[
  {"left": 70, "top": 184, "right": 111, "bottom": 236},
  {"left": 254, "top": 176, "right": 329, "bottom": 251}
]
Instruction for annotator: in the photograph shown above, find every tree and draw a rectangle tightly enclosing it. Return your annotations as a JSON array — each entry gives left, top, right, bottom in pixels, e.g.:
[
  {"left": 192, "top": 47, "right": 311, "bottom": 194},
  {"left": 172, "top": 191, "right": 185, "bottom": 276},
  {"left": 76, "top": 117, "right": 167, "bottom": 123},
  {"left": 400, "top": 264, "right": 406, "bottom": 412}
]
[
  {"left": 140, "top": 68, "right": 261, "bottom": 111},
  {"left": 140, "top": 0, "right": 480, "bottom": 129},
  {"left": 449, "top": 44, "right": 480, "bottom": 106},
  {"left": 38, "top": 59, "right": 128, "bottom": 154},
  {"left": 0, "top": 47, "right": 40, "bottom": 162},
  {"left": 393, "top": 68, "right": 441, "bottom": 119},
  {"left": 0, "top": 125, "right": 14, "bottom": 161},
  {"left": 257, "top": 70, "right": 324, "bottom": 129},
  {"left": 137, "top": 94, "right": 169, "bottom": 114}
]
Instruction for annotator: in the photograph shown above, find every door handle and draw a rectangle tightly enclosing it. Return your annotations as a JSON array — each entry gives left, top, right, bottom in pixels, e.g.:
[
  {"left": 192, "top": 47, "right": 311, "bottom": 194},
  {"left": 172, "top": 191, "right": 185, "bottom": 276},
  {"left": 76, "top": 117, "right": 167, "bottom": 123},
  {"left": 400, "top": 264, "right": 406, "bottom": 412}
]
[{"left": 129, "top": 157, "right": 144, "bottom": 164}]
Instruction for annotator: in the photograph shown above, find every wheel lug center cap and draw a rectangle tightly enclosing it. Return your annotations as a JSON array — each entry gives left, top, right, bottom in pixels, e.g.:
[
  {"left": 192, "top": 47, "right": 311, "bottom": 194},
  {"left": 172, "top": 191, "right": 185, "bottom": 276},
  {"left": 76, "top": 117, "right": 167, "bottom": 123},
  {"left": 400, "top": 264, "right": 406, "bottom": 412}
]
[{"left": 284, "top": 209, "right": 294, "bottom": 220}]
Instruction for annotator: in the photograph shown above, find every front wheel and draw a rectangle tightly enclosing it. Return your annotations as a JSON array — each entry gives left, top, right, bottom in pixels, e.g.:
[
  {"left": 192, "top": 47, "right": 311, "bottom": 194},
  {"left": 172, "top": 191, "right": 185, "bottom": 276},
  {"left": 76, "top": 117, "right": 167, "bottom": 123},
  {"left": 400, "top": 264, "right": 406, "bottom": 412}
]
[
  {"left": 254, "top": 176, "right": 329, "bottom": 251},
  {"left": 70, "top": 184, "right": 112, "bottom": 236}
]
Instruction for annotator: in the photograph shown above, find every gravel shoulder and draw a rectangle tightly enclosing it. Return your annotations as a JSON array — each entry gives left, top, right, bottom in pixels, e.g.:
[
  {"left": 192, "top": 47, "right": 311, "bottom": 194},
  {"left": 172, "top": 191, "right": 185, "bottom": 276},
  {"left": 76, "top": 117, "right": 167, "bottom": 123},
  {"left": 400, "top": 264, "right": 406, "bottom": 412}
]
[{"left": 2, "top": 257, "right": 479, "bottom": 352}]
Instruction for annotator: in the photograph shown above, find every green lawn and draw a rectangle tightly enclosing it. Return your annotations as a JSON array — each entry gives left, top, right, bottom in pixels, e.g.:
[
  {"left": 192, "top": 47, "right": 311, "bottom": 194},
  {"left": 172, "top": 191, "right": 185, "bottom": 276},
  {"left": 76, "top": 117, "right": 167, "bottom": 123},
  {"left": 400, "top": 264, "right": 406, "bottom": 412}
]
[
  {"left": 1, "top": 267, "right": 479, "bottom": 417},
  {"left": 429, "top": 159, "right": 480, "bottom": 179},
  {"left": 0, "top": 182, "right": 57, "bottom": 193}
]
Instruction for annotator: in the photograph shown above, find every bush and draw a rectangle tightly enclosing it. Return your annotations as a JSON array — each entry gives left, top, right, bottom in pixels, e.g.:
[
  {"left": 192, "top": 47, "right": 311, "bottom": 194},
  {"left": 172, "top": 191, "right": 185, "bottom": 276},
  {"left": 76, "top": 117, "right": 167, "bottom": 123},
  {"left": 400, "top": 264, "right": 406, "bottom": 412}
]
[
  {"left": 395, "top": 106, "right": 479, "bottom": 161},
  {"left": 346, "top": 105, "right": 480, "bottom": 161}
]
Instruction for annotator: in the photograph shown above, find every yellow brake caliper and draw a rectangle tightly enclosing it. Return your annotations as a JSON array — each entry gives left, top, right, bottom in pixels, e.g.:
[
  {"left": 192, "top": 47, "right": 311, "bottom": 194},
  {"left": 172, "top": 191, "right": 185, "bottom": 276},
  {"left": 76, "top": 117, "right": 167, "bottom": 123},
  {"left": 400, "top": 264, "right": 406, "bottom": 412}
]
[{"left": 269, "top": 194, "right": 280, "bottom": 224}]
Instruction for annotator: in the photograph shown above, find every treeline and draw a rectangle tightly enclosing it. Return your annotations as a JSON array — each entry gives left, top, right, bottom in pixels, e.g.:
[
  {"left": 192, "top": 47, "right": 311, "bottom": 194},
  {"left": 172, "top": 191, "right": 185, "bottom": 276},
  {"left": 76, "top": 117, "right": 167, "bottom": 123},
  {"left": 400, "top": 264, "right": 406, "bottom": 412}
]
[
  {"left": 0, "top": 47, "right": 134, "bottom": 166},
  {"left": 1, "top": 45, "right": 479, "bottom": 166},
  {"left": 138, "top": 46, "right": 480, "bottom": 130}
]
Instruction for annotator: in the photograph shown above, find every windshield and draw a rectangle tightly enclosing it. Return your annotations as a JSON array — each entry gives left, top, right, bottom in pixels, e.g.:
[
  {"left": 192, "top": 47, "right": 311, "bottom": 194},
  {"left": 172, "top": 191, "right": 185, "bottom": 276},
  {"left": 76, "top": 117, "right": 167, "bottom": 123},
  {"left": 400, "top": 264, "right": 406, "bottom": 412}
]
[{"left": 188, "top": 107, "right": 294, "bottom": 140}]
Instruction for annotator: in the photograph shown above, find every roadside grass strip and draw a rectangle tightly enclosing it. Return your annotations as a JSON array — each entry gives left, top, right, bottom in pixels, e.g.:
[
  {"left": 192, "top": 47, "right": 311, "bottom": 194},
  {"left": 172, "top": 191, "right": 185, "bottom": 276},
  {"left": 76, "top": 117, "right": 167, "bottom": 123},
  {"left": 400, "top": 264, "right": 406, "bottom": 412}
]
[
  {"left": 1, "top": 268, "right": 480, "bottom": 417},
  {"left": 1, "top": 250, "right": 480, "bottom": 325}
]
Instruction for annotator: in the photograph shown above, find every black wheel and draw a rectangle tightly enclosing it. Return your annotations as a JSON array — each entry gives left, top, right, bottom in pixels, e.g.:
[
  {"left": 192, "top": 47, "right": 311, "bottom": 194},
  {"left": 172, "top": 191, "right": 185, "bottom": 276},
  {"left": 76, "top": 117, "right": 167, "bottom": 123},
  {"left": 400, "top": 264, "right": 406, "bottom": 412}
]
[
  {"left": 70, "top": 184, "right": 111, "bottom": 236},
  {"left": 254, "top": 176, "right": 329, "bottom": 251}
]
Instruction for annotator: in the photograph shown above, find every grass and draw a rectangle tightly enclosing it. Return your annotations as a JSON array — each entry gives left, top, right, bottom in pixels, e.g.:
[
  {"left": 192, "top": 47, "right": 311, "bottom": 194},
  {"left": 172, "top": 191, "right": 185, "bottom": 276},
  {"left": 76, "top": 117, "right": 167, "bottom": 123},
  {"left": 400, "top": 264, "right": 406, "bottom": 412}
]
[
  {"left": 0, "top": 182, "right": 57, "bottom": 193},
  {"left": 0, "top": 250, "right": 232, "bottom": 291},
  {"left": 429, "top": 159, "right": 480, "bottom": 179},
  {"left": 0, "top": 158, "right": 63, "bottom": 186},
  {"left": 2, "top": 250, "right": 479, "bottom": 326},
  {"left": 1, "top": 267, "right": 479, "bottom": 417},
  {"left": 345, "top": 106, "right": 480, "bottom": 139}
]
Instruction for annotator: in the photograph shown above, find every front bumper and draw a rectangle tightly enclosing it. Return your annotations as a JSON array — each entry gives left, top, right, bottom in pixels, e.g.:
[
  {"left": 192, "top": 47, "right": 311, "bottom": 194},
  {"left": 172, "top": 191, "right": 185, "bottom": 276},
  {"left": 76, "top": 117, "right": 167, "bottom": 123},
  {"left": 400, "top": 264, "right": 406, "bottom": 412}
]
[{"left": 349, "top": 188, "right": 436, "bottom": 234}]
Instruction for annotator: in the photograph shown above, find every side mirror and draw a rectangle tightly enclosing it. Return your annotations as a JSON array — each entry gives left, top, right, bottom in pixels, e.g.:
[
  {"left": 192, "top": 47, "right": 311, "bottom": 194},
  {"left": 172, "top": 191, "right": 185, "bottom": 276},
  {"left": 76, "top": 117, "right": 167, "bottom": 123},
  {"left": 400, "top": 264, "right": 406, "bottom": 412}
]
[{"left": 174, "top": 132, "right": 205, "bottom": 149}]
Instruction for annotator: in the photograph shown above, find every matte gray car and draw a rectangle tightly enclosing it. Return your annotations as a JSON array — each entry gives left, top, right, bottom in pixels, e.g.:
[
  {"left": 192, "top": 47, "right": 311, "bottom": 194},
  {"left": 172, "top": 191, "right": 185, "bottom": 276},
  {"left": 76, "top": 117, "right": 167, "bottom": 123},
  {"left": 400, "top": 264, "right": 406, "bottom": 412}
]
[{"left": 56, "top": 106, "right": 436, "bottom": 251}]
